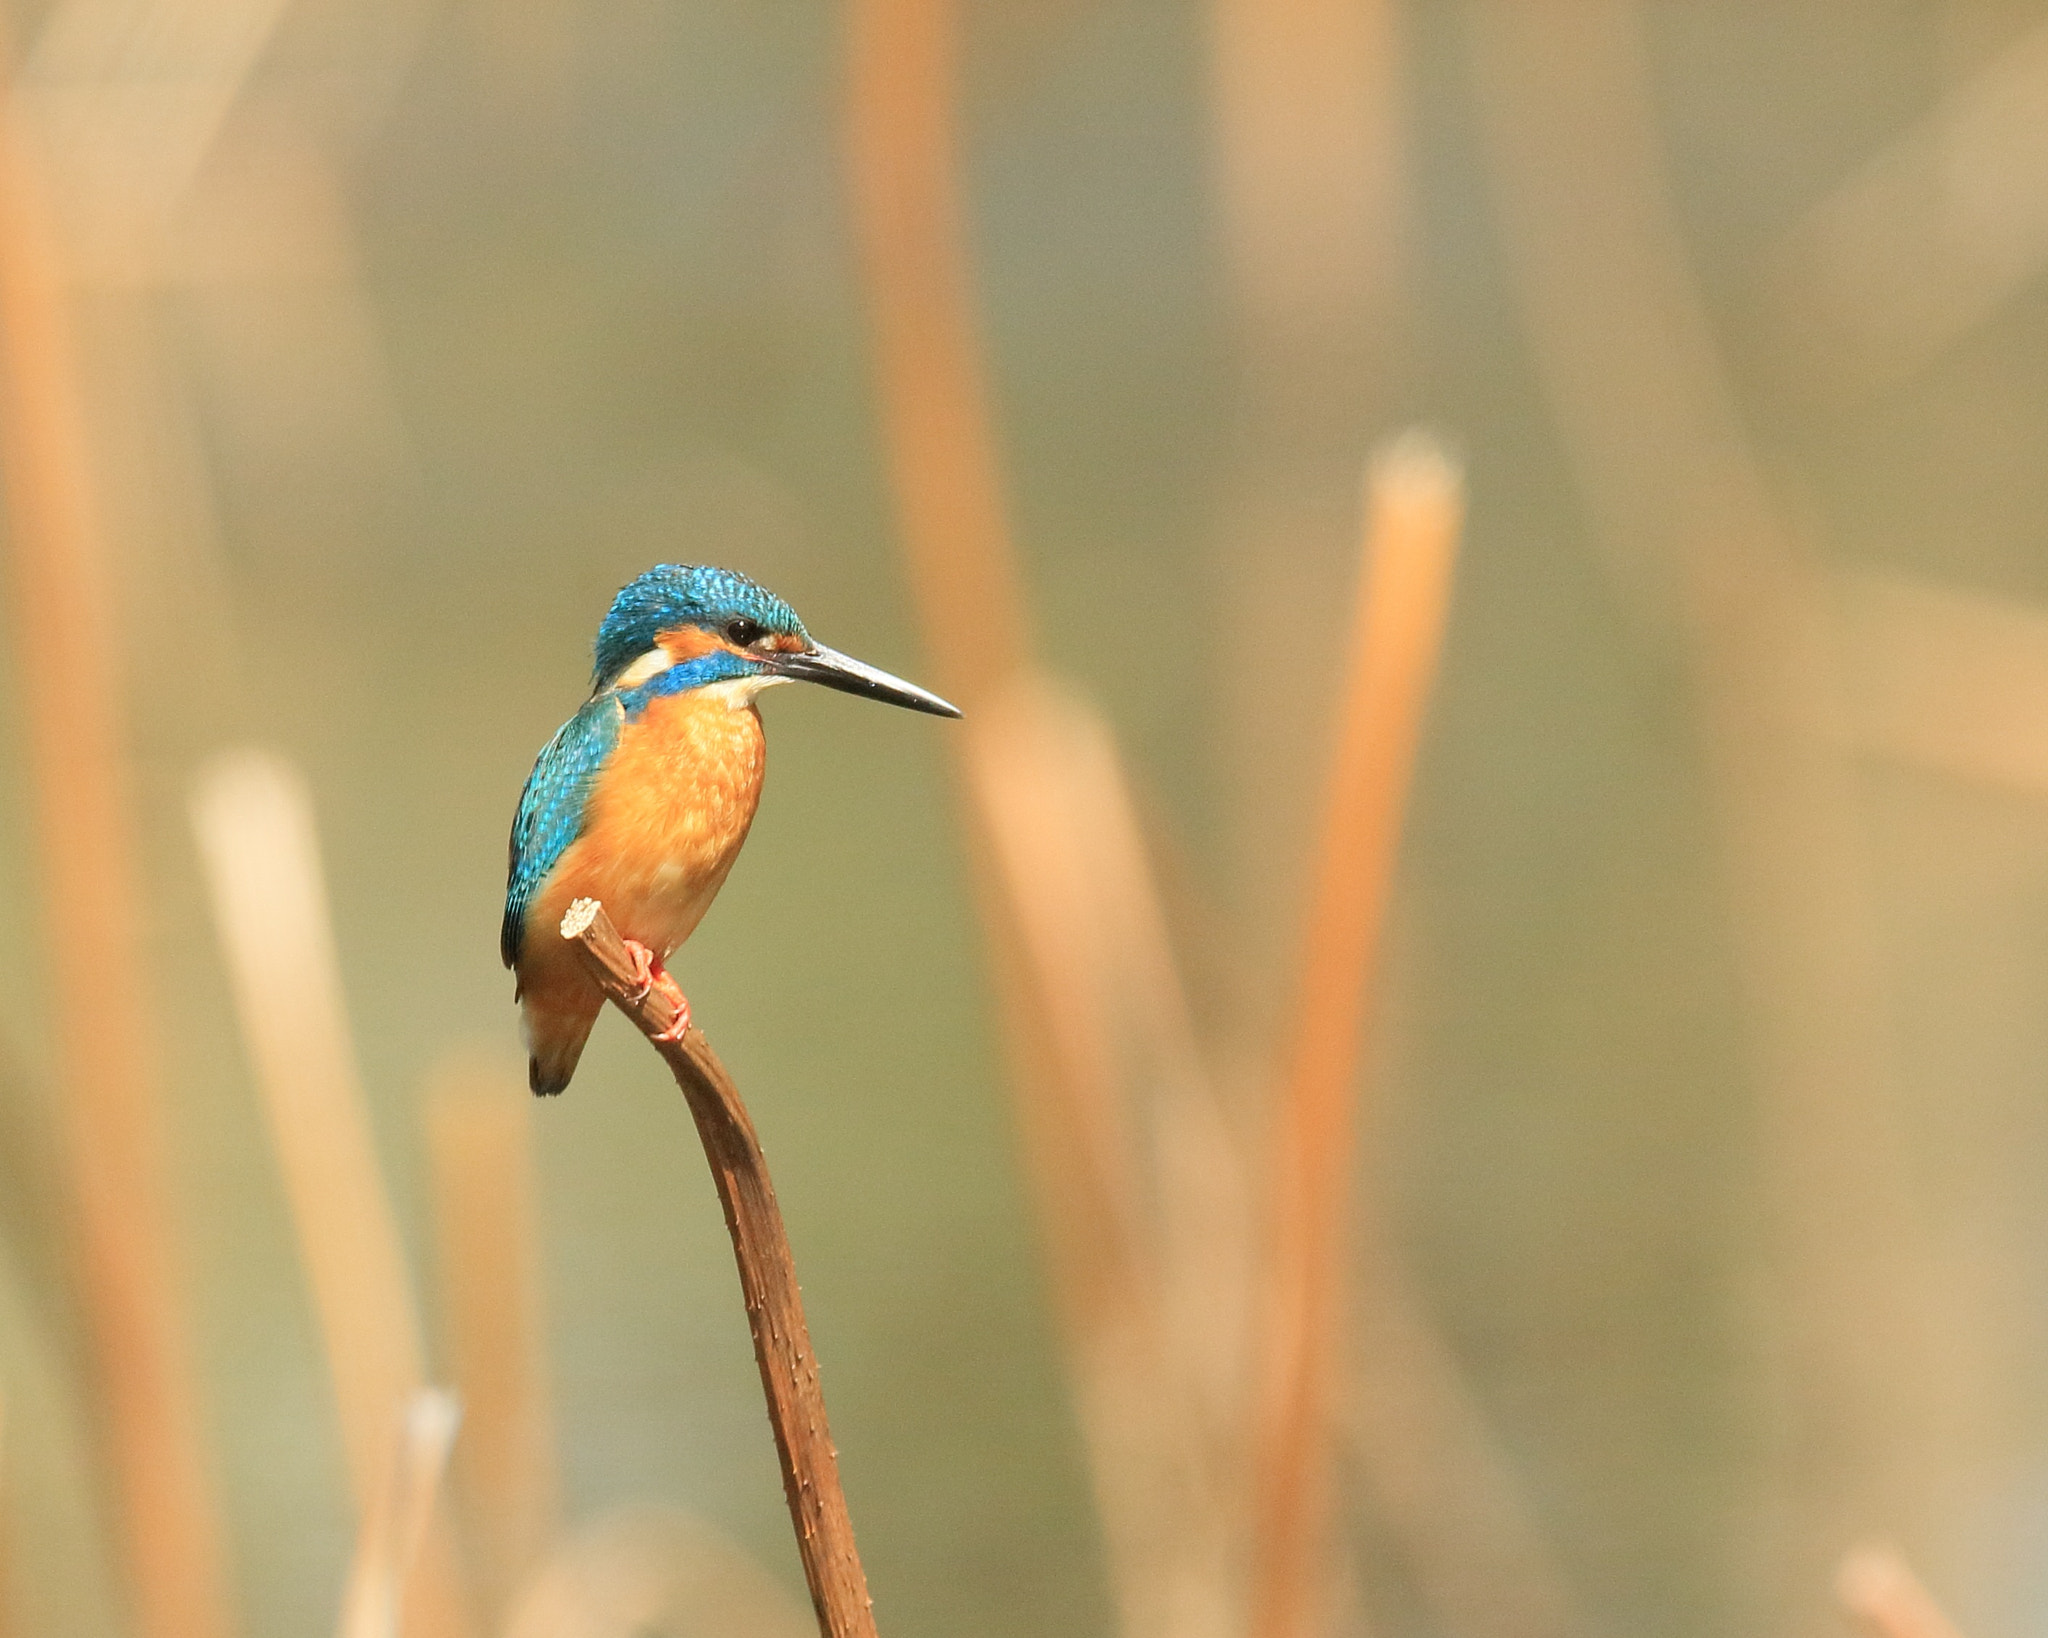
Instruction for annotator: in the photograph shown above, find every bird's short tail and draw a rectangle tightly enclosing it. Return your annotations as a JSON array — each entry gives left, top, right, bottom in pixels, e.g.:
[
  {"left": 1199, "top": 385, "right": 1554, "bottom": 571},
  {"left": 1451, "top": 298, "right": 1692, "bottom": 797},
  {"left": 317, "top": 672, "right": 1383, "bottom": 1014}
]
[{"left": 522, "top": 992, "right": 602, "bottom": 1097}]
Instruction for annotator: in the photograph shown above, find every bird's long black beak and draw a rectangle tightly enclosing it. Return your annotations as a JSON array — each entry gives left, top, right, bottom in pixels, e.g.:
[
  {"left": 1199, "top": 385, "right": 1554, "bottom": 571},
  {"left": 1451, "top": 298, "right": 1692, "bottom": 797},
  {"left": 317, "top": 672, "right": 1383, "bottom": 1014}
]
[{"left": 767, "top": 642, "right": 962, "bottom": 718}]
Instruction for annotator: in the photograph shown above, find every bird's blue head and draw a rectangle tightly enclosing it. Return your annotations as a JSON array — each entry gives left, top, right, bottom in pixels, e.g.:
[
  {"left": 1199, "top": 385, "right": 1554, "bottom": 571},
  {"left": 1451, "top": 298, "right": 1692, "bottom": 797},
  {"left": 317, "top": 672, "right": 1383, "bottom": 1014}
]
[
  {"left": 591, "top": 564, "right": 960, "bottom": 719},
  {"left": 593, "top": 565, "right": 805, "bottom": 690}
]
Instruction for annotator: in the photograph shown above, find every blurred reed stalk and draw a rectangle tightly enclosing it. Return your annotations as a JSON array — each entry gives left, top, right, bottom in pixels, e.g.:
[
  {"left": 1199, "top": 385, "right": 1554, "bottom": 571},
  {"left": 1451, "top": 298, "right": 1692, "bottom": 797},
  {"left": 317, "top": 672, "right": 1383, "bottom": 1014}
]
[
  {"left": 1206, "top": 15, "right": 1582, "bottom": 1633},
  {"left": 189, "top": 751, "right": 477, "bottom": 1638},
  {"left": 14, "top": 0, "right": 313, "bottom": 737},
  {"left": 844, "top": 7, "right": 1541, "bottom": 1634},
  {"left": 1836, "top": 1547, "right": 1968, "bottom": 1638},
  {"left": 1250, "top": 435, "right": 1460, "bottom": 1638},
  {"left": 842, "top": 0, "right": 1030, "bottom": 707},
  {"left": 502, "top": 1507, "right": 812, "bottom": 1638},
  {"left": 1206, "top": 0, "right": 1412, "bottom": 975},
  {"left": 427, "top": 1054, "right": 561, "bottom": 1628},
  {"left": 1826, "top": 567, "right": 2048, "bottom": 798},
  {"left": 21, "top": 0, "right": 294, "bottom": 244},
  {"left": 846, "top": 4, "right": 1247, "bottom": 1632},
  {"left": 965, "top": 684, "right": 1244, "bottom": 1638},
  {"left": 0, "top": 1020, "right": 80, "bottom": 1395},
  {"left": 11, "top": 0, "right": 417, "bottom": 809},
  {"left": 560, "top": 899, "right": 877, "bottom": 1638},
  {"left": 338, "top": 1391, "right": 464, "bottom": 1638},
  {"left": 1757, "top": 18, "right": 2048, "bottom": 408},
  {"left": 1465, "top": 1, "right": 1954, "bottom": 1624},
  {"left": 1207, "top": 0, "right": 1407, "bottom": 395},
  {"left": 0, "top": 40, "right": 239, "bottom": 1638},
  {"left": 1343, "top": 1251, "right": 1580, "bottom": 1638},
  {"left": 0, "top": 1386, "right": 11, "bottom": 1638}
]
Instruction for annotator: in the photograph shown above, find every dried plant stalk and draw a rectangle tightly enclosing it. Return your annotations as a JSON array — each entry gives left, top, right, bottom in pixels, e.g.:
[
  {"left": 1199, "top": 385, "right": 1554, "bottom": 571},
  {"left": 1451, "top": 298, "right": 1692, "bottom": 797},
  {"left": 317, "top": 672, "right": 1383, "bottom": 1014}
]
[
  {"left": 19, "top": 0, "right": 296, "bottom": 258},
  {"left": 1826, "top": 566, "right": 2048, "bottom": 798},
  {"left": 426, "top": 1054, "right": 560, "bottom": 1627},
  {"left": 1252, "top": 434, "right": 1462, "bottom": 1638},
  {"left": 965, "top": 685, "right": 1239, "bottom": 1638},
  {"left": 0, "top": 56, "right": 236, "bottom": 1638},
  {"left": 964, "top": 689, "right": 1148, "bottom": 1320},
  {"left": 428, "top": 1048, "right": 561, "bottom": 1621},
  {"left": 502, "top": 1506, "right": 813, "bottom": 1638},
  {"left": 1345, "top": 1252, "right": 1579, "bottom": 1638},
  {"left": 425, "top": 1056, "right": 561, "bottom": 1621},
  {"left": 0, "top": 1046, "right": 70, "bottom": 1359},
  {"left": 1837, "top": 1547, "right": 1969, "bottom": 1638},
  {"left": 1758, "top": 20, "right": 2048, "bottom": 406},
  {"left": 1206, "top": 0, "right": 1412, "bottom": 977},
  {"left": 844, "top": 8, "right": 1215, "bottom": 1629},
  {"left": 1465, "top": 7, "right": 1952, "bottom": 1622},
  {"left": 1208, "top": 0, "right": 1407, "bottom": 361},
  {"left": 338, "top": 1391, "right": 464, "bottom": 1638},
  {"left": 843, "top": 0, "right": 1029, "bottom": 711},
  {"left": 0, "top": 1383, "right": 11, "bottom": 1638},
  {"left": 190, "top": 750, "right": 475, "bottom": 1638},
  {"left": 561, "top": 898, "right": 877, "bottom": 1638},
  {"left": 1039, "top": 689, "right": 1256, "bottom": 1459}
]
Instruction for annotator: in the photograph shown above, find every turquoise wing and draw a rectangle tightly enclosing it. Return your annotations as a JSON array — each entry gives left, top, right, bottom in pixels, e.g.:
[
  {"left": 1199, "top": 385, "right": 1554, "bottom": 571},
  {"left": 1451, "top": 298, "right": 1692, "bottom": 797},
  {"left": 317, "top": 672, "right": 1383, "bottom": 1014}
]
[{"left": 502, "top": 693, "right": 623, "bottom": 968}]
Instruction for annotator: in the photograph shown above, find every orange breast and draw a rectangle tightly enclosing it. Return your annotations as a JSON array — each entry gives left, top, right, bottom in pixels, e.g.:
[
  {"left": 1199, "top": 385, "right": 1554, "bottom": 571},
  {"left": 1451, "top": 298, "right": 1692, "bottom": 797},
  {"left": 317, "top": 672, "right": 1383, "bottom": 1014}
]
[{"left": 541, "top": 689, "right": 768, "bottom": 958}]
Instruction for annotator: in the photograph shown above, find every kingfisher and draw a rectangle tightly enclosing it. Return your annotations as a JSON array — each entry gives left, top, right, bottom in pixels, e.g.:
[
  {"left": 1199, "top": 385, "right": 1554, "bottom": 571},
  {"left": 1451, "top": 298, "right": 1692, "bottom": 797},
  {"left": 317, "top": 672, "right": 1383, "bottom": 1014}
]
[{"left": 503, "top": 564, "right": 959, "bottom": 1095}]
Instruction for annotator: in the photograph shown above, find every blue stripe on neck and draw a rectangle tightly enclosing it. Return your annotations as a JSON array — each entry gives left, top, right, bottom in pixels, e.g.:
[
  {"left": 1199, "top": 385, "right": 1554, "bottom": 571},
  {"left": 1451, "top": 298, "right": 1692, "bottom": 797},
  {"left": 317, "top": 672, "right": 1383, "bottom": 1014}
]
[{"left": 617, "top": 650, "right": 757, "bottom": 720}]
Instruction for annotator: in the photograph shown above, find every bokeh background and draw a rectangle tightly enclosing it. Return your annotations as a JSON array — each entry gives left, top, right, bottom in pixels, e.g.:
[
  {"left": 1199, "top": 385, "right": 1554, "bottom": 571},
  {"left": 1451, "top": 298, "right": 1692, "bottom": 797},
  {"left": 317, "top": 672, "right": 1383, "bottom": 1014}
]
[{"left": 3, "top": 3, "right": 2048, "bottom": 1637}]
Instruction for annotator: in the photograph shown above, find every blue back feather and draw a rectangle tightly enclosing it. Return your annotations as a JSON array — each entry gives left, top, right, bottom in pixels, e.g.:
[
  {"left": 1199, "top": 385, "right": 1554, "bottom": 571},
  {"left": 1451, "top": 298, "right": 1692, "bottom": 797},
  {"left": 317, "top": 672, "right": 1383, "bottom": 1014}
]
[{"left": 501, "top": 692, "right": 623, "bottom": 967}]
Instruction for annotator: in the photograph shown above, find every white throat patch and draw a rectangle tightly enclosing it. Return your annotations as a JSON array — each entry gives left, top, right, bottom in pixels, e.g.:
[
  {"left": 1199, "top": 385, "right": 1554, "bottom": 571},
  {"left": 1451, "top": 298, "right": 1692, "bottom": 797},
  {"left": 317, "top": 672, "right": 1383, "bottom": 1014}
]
[
  {"left": 614, "top": 647, "right": 673, "bottom": 688},
  {"left": 614, "top": 647, "right": 788, "bottom": 710},
  {"left": 697, "top": 674, "right": 792, "bottom": 710}
]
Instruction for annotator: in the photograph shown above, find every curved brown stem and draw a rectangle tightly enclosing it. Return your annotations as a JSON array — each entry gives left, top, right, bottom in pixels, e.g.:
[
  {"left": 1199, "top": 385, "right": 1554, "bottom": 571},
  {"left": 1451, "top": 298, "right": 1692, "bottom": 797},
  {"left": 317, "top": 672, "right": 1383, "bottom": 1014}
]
[{"left": 559, "top": 898, "right": 878, "bottom": 1638}]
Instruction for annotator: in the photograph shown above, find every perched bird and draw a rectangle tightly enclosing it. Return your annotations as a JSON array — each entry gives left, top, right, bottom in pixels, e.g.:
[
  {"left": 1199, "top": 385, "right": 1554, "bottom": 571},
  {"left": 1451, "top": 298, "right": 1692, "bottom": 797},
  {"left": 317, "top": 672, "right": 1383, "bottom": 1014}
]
[{"left": 503, "top": 564, "right": 959, "bottom": 1094}]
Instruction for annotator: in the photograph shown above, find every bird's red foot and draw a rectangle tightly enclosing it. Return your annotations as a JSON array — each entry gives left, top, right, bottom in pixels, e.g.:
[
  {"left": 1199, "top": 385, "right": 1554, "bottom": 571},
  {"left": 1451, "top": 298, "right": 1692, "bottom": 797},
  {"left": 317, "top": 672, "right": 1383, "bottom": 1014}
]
[
  {"left": 620, "top": 939, "right": 691, "bottom": 1040},
  {"left": 648, "top": 981, "right": 691, "bottom": 1043},
  {"left": 620, "top": 938, "right": 660, "bottom": 1004}
]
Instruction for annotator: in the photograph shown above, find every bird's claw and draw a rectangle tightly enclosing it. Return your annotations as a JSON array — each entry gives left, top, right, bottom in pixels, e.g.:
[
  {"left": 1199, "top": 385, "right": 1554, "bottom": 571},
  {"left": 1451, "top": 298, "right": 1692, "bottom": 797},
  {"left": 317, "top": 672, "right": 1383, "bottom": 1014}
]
[
  {"left": 621, "top": 938, "right": 691, "bottom": 1041},
  {"left": 621, "top": 938, "right": 659, "bottom": 1004},
  {"left": 649, "top": 985, "right": 692, "bottom": 1044}
]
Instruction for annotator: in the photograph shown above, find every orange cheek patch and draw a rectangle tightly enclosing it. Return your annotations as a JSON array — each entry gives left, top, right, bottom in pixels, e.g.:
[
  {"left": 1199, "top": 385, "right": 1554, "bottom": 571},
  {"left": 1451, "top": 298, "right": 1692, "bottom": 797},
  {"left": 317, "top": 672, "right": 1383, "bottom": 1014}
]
[
  {"left": 657, "top": 624, "right": 725, "bottom": 662},
  {"left": 658, "top": 623, "right": 805, "bottom": 661}
]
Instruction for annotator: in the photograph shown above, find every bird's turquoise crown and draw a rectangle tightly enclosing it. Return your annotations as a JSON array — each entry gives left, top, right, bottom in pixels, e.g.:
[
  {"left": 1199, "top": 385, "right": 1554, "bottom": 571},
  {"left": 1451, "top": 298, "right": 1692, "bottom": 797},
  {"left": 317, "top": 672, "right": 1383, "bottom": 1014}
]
[{"left": 592, "top": 565, "right": 808, "bottom": 692}]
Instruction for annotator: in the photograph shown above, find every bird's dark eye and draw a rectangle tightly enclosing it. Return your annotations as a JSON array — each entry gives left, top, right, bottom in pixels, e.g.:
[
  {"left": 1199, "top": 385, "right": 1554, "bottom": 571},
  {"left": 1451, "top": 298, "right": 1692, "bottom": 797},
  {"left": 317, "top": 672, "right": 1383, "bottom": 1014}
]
[{"left": 725, "top": 618, "right": 763, "bottom": 647}]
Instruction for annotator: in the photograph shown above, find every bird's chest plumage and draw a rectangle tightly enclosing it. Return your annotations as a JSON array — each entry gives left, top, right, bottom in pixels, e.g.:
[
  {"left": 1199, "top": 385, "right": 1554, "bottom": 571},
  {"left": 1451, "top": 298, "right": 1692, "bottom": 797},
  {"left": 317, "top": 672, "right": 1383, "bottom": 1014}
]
[{"left": 574, "top": 691, "right": 766, "bottom": 952}]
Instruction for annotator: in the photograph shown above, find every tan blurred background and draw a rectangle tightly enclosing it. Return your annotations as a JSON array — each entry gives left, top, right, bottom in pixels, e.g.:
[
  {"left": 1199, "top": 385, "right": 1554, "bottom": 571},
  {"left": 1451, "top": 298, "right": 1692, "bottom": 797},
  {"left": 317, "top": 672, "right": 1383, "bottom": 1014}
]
[{"left": 3, "top": 2, "right": 2048, "bottom": 1637}]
